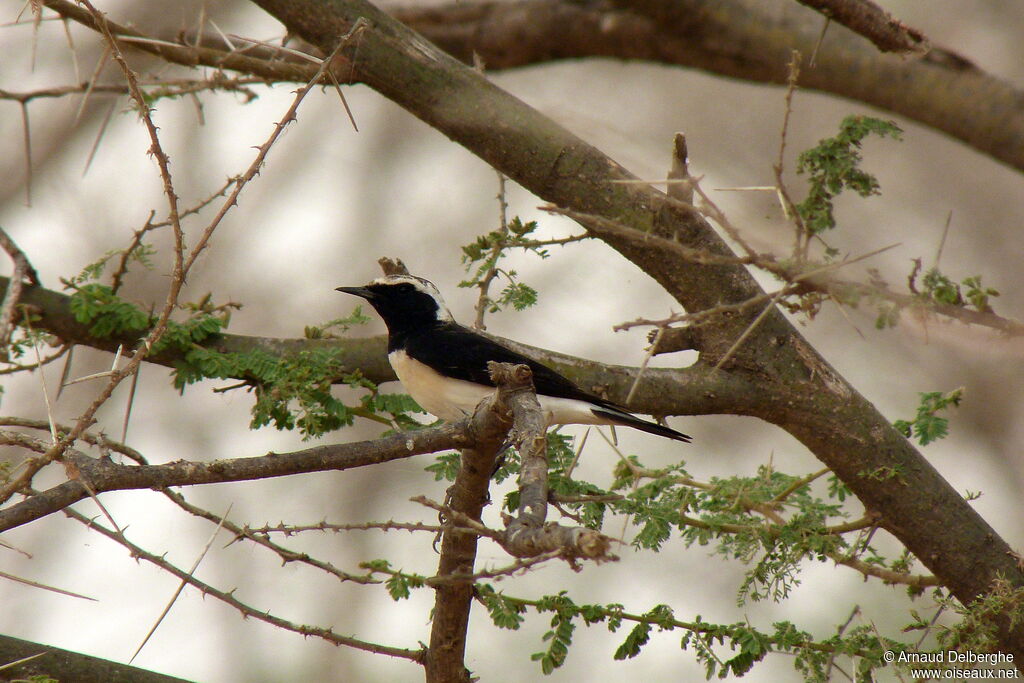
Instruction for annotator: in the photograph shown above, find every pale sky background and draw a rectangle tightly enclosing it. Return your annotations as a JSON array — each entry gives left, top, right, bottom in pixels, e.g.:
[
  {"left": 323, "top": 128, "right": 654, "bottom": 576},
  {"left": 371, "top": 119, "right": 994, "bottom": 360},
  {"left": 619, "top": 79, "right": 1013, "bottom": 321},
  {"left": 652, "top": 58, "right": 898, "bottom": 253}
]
[{"left": 1, "top": 1, "right": 1023, "bottom": 681}]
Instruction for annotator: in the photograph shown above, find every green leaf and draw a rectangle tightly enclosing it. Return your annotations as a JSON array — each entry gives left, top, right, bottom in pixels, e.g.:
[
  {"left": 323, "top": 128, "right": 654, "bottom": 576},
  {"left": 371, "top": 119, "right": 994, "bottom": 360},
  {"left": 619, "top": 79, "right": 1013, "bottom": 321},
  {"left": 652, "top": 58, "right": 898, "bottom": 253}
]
[
  {"left": 424, "top": 452, "right": 461, "bottom": 481},
  {"left": 478, "top": 585, "right": 526, "bottom": 630},
  {"left": 894, "top": 388, "right": 963, "bottom": 446},
  {"left": 498, "top": 281, "right": 538, "bottom": 311},
  {"left": 304, "top": 306, "right": 371, "bottom": 339},
  {"left": 386, "top": 573, "right": 411, "bottom": 600},
  {"left": 795, "top": 115, "right": 902, "bottom": 235},
  {"left": 613, "top": 622, "right": 651, "bottom": 660}
]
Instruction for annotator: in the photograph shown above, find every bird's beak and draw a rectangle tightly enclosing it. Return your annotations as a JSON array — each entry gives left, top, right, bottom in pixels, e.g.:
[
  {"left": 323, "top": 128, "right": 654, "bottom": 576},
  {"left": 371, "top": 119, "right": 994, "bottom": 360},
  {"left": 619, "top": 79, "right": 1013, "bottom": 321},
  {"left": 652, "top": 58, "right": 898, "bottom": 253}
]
[{"left": 336, "top": 286, "right": 375, "bottom": 300}]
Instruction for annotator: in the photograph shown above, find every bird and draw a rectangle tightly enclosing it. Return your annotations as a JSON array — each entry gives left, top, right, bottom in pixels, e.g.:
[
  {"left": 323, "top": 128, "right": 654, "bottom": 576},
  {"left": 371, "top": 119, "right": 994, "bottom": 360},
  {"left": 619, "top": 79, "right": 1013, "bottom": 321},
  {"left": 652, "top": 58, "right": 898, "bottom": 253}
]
[{"left": 337, "top": 274, "right": 690, "bottom": 442}]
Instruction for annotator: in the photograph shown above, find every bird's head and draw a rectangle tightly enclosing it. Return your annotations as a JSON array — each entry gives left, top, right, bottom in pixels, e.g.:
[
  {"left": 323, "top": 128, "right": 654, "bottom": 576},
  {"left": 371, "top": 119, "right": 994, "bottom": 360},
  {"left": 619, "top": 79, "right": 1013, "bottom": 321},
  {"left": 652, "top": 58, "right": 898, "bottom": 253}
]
[{"left": 337, "top": 275, "right": 454, "bottom": 332}]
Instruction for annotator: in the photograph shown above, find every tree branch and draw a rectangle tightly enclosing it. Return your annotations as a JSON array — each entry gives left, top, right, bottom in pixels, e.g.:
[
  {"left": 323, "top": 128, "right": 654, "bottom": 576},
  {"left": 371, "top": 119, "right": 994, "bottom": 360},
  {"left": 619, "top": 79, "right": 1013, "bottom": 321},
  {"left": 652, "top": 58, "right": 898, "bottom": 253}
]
[
  {"left": 390, "top": 0, "right": 1024, "bottom": 174},
  {"left": 61, "top": 506, "right": 425, "bottom": 662},
  {"left": 792, "top": 0, "right": 928, "bottom": 54},
  {"left": 41, "top": 0, "right": 317, "bottom": 83},
  {"left": 0, "top": 227, "right": 38, "bottom": 358},
  {"left": 245, "top": 0, "right": 1024, "bottom": 659},
  {"left": 41, "top": 0, "right": 1024, "bottom": 174},
  {"left": 0, "top": 633, "right": 191, "bottom": 683},
  {"left": 425, "top": 365, "right": 517, "bottom": 683},
  {"left": 0, "top": 276, "right": 740, "bottom": 419},
  {"left": 0, "top": 420, "right": 470, "bottom": 533},
  {"left": 492, "top": 362, "right": 615, "bottom": 562}
]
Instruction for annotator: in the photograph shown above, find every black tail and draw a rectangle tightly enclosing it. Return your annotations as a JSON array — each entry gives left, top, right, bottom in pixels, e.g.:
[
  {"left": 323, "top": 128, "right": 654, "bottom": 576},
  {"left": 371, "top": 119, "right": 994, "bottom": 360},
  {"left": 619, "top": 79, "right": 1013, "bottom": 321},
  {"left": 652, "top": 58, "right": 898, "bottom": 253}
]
[{"left": 592, "top": 407, "right": 691, "bottom": 443}]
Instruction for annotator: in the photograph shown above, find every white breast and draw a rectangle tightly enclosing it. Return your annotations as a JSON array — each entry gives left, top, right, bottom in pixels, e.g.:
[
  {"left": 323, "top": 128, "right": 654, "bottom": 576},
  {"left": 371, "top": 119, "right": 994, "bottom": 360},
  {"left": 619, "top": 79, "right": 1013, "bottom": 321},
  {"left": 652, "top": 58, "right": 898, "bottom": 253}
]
[
  {"left": 389, "top": 350, "right": 493, "bottom": 421},
  {"left": 388, "top": 349, "right": 615, "bottom": 426}
]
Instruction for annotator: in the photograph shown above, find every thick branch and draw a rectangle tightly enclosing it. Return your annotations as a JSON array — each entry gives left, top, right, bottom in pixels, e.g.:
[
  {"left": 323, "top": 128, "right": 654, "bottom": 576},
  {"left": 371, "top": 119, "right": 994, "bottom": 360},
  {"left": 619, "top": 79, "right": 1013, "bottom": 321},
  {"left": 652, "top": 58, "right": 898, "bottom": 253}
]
[
  {"left": 0, "top": 421, "right": 469, "bottom": 533},
  {"left": 425, "top": 365, "right": 517, "bottom": 683},
  {"left": 42, "top": 0, "right": 1024, "bottom": 174},
  {"left": 247, "top": 0, "right": 1024, "bottom": 658},
  {"left": 391, "top": 0, "right": 1024, "bottom": 174},
  {"left": 0, "top": 633, "right": 190, "bottom": 683},
  {"left": 0, "top": 276, "right": 743, "bottom": 419},
  {"left": 495, "top": 362, "right": 548, "bottom": 530},
  {"left": 41, "top": 0, "right": 316, "bottom": 83}
]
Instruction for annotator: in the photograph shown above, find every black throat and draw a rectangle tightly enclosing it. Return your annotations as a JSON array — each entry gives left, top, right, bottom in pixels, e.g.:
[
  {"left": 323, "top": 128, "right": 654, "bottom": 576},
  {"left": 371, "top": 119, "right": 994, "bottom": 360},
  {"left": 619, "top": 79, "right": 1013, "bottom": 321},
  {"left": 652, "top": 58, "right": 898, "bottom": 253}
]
[{"left": 362, "top": 287, "right": 448, "bottom": 352}]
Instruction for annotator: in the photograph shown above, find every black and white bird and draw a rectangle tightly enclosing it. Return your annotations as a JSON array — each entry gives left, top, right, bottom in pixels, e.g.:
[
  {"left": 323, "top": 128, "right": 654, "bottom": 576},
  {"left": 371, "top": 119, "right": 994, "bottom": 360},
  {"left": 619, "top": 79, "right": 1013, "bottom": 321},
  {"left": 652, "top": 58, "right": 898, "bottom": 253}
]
[{"left": 337, "top": 274, "right": 690, "bottom": 443}]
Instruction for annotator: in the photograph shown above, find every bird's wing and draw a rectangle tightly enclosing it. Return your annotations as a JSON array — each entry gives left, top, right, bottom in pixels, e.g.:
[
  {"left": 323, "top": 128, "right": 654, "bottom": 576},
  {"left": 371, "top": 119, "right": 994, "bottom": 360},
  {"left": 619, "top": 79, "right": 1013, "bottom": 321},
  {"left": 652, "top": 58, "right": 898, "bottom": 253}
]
[
  {"left": 403, "top": 323, "right": 615, "bottom": 407},
  {"left": 405, "top": 323, "right": 692, "bottom": 443}
]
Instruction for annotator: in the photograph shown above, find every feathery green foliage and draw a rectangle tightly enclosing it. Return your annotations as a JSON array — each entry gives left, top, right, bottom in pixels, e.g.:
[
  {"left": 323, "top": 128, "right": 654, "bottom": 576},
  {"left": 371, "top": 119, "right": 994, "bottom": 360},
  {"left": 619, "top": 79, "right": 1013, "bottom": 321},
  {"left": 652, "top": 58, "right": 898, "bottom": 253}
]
[
  {"left": 893, "top": 388, "right": 963, "bottom": 446},
  {"left": 64, "top": 282, "right": 424, "bottom": 440},
  {"left": 795, "top": 115, "right": 902, "bottom": 236},
  {"left": 459, "top": 216, "right": 549, "bottom": 315}
]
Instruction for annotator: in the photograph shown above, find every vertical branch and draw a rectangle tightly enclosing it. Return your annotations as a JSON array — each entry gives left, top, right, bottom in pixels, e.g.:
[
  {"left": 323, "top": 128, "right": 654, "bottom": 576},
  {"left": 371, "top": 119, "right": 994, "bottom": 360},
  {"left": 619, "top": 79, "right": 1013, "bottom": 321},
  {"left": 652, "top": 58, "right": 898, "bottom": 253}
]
[
  {"left": 490, "top": 362, "right": 615, "bottom": 561},
  {"left": 495, "top": 363, "right": 547, "bottom": 531},
  {"left": 425, "top": 367, "right": 516, "bottom": 683},
  {"left": 19, "top": 102, "right": 32, "bottom": 206},
  {"left": 471, "top": 173, "right": 511, "bottom": 330},
  {"left": 773, "top": 50, "right": 807, "bottom": 258},
  {"left": 0, "top": 228, "right": 39, "bottom": 359},
  {"left": 666, "top": 133, "right": 693, "bottom": 205}
]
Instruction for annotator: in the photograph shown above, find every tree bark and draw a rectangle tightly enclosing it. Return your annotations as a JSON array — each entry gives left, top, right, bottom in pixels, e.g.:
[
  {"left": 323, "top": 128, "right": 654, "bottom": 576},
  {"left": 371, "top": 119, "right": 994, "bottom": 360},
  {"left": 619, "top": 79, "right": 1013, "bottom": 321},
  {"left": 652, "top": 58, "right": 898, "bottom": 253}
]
[
  {"left": 0, "top": 276, "right": 744, "bottom": 420},
  {"left": 391, "top": 0, "right": 1024, "bottom": 174},
  {"left": 247, "top": 0, "right": 1024, "bottom": 659},
  {"left": 0, "top": 419, "right": 470, "bottom": 533},
  {"left": 0, "top": 633, "right": 191, "bottom": 683}
]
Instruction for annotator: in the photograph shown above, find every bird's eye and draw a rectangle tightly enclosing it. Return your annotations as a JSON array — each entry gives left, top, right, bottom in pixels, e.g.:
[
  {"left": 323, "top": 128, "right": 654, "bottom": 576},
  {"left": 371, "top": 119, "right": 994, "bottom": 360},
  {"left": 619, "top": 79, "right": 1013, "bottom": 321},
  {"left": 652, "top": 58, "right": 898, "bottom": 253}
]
[{"left": 397, "top": 283, "right": 414, "bottom": 292}]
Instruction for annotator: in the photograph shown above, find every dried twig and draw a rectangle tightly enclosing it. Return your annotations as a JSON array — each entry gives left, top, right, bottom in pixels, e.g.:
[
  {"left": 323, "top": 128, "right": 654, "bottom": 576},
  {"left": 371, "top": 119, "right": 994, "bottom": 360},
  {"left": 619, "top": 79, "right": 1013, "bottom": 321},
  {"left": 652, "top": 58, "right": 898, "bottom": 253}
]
[
  {"left": 471, "top": 173, "right": 511, "bottom": 330},
  {"left": 41, "top": 0, "right": 318, "bottom": 84},
  {"left": 0, "top": 228, "right": 39, "bottom": 358},
  {"left": 180, "top": 19, "right": 368, "bottom": 278},
  {"left": 18, "top": 103, "right": 32, "bottom": 205},
  {"left": 0, "top": 568, "right": 96, "bottom": 602},
  {"left": 164, "top": 489, "right": 376, "bottom": 584},
  {"left": 62, "top": 507, "right": 424, "bottom": 662},
  {"left": 0, "top": 0, "right": 199, "bottom": 508},
  {"left": 795, "top": 0, "right": 928, "bottom": 54},
  {"left": 0, "top": 419, "right": 472, "bottom": 533},
  {"left": 130, "top": 503, "right": 233, "bottom": 663}
]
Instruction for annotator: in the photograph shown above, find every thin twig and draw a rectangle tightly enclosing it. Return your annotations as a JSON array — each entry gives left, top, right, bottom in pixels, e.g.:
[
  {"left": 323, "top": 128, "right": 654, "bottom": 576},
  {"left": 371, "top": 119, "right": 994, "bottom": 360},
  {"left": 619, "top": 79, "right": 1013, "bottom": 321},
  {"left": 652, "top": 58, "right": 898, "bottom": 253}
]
[
  {"left": 712, "top": 289, "right": 788, "bottom": 370},
  {"left": 22, "top": 315, "right": 58, "bottom": 444},
  {"left": 773, "top": 50, "right": 806, "bottom": 257},
  {"left": 19, "top": 102, "right": 32, "bottom": 205},
  {"left": 625, "top": 325, "right": 665, "bottom": 405},
  {"left": 62, "top": 507, "right": 425, "bottom": 662},
  {"left": 0, "top": 568, "right": 97, "bottom": 601},
  {"left": 180, "top": 20, "right": 368, "bottom": 278},
  {"left": 0, "top": 651, "right": 49, "bottom": 672},
  {"left": 615, "top": 243, "right": 902, "bottom": 334},
  {"left": 472, "top": 173, "right": 511, "bottom": 330},
  {"left": 81, "top": 98, "right": 116, "bottom": 176},
  {"left": 562, "top": 427, "right": 590, "bottom": 482},
  {"left": 163, "top": 488, "right": 377, "bottom": 584},
  {"left": 370, "top": 550, "right": 564, "bottom": 586},
  {"left": 249, "top": 520, "right": 449, "bottom": 536},
  {"left": 771, "top": 466, "right": 831, "bottom": 502},
  {"left": 74, "top": 43, "right": 110, "bottom": 124},
  {"left": 935, "top": 210, "right": 953, "bottom": 268},
  {"left": 130, "top": 503, "right": 233, "bottom": 663},
  {"left": 0, "top": 228, "right": 39, "bottom": 358},
  {"left": 0, "top": 343, "right": 69, "bottom": 376}
]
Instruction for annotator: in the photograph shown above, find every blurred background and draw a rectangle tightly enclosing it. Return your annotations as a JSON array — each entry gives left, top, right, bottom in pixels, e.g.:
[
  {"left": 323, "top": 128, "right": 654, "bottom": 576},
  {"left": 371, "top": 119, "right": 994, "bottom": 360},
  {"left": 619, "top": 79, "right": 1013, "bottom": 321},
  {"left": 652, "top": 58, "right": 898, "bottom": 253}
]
[{"left": 1, "top": 0, "right": 1022, "bottom": 680}]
